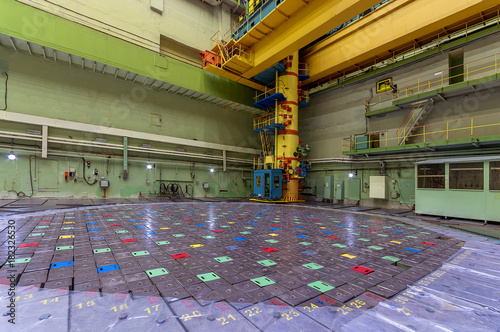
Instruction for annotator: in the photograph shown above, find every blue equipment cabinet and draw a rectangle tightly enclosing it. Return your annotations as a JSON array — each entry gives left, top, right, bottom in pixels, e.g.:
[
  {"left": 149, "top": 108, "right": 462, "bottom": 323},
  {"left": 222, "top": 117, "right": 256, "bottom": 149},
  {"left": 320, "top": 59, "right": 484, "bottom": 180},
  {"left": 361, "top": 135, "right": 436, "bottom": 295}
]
[{"left": 253, "top": 169, "right": 282, "bottom": 199}]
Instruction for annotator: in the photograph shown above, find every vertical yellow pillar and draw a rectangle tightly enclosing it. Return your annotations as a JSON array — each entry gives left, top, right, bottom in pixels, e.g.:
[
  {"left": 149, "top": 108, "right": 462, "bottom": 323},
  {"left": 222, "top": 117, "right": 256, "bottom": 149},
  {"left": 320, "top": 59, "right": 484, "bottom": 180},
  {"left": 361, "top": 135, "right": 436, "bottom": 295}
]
[{"left": 276, "top": 51, "right": 300, "bottom": 202}]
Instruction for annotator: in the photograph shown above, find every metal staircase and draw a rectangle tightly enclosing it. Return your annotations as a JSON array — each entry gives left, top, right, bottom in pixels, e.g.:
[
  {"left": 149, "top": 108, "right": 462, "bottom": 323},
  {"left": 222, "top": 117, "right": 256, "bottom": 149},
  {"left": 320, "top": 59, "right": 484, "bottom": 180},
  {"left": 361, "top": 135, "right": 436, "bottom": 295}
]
[
  {"left": 260, "top": 129, "right": 272, "bottom": 156},
  {"left": 398, "top": 98, "right": 434, "bottom": 145}
]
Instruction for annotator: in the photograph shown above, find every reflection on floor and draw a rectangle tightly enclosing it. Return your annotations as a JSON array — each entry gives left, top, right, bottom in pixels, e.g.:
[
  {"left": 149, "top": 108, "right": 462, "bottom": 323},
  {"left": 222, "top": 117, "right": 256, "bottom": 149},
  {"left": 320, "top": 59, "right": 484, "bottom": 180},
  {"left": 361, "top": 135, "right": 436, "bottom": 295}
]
[{"left": 0, "top": 200, "right": 499, "bottom": 331}]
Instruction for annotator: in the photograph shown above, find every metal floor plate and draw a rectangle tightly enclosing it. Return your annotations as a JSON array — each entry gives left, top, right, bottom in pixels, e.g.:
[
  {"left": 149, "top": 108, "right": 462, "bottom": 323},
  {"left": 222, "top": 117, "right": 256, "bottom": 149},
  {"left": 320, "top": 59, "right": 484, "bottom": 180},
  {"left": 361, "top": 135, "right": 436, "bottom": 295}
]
[{"left": 0, "top": 201, "right": 499, "bottom": 331}]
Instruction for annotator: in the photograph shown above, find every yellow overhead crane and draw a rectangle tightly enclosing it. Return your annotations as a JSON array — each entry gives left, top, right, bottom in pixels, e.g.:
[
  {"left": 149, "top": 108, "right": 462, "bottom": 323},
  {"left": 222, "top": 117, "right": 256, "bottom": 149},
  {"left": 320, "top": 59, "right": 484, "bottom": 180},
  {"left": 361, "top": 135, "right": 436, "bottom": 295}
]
[
  {"left": 204, "top": 0, "right": 500, "bottom": 90},
  {"left": 301, "top": 0, "right": 500, "bottom": 85},
  {"left": 202, "top": 0, "right": 381, "bottom": 89}
]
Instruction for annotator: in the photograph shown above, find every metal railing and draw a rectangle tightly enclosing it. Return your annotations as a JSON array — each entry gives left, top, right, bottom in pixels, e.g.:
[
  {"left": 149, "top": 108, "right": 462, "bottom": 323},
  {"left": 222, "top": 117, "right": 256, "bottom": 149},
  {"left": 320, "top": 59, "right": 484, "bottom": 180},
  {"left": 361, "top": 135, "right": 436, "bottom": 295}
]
[
  {"left": 342, "top": 113, "right": 500, "bottom": 152},
  {"left": 254, "top": 157, "right": 274, "bottom": 170},
  {"left": 365, "top": 52, "right": 500, "bottom": 112},
  {"left": 209, "top": 30, "right": 254, "bottom": 68},
  {"left": 254, "top": 80, "right": 287, "bottom": 103},
  {"left": 253, "top": 111, "right": 278, "bottom": 130},
  {"left": 313, "top": 8, "right": 500, "bottom": 94}
]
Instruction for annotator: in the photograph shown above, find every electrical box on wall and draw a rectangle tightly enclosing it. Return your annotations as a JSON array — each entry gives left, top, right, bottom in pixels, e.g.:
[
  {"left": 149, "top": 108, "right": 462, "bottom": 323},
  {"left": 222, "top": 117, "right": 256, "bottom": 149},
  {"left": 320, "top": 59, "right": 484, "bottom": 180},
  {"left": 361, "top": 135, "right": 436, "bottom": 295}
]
[
  {"left": 348, "top": 179, "right": 361, "bottom": 200},
  {"left": 370, "top": 176, "right": 386, "bottom": 199},
  {"left": 100, "top": 179, "right": 110, "bottom": 189},
  {"left": 203, "top": 182, "right": 210, "bottom": 189},
  {"left": 335, "top": 180, "right": 345, "bottom": 200},
  {"left": 324, "top": 176, "right": 334, "bottom": 200}
]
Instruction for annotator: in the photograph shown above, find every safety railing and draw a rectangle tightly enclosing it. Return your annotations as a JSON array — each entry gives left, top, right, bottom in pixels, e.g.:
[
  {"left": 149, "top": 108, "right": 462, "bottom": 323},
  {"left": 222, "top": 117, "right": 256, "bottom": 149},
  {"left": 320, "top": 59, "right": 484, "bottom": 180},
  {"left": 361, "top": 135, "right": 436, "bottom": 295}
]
[
  {"left": 227, "top": 43, "right": 254, "bottom": 65},
  {"left": 232, "top": 0, "right": 275, "bottom": 36},
  {"left": 253, "top": 111, "right": 278, "bottom": 130},
  {"left": 365, "top": 52, "right": 500, "bottom": 112},
  {"left": 342, "top": 113, "right": 500, "bottom": 152},
  {"left": 313, "top": 8, "right": 500, "bottom": 95},
  {"left": 396, "top": 100, "right": 426, "bottom": 144},
  {"left": 254, "top": 80, "right": 287, "bottom": 104},
  {"left": 300, "top": 90, "right": 310, "bottom": 104},
  {"left": 253, "top": 157, "right": 274, "bottom": 170}
]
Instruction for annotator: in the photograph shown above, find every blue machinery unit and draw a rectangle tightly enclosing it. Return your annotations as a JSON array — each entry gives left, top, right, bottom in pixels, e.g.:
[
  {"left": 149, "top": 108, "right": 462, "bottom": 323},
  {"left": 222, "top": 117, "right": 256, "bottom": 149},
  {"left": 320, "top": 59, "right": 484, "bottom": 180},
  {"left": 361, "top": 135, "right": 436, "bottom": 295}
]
[{"left": 253, "top": 169, "right": 283, "bottom": 199}]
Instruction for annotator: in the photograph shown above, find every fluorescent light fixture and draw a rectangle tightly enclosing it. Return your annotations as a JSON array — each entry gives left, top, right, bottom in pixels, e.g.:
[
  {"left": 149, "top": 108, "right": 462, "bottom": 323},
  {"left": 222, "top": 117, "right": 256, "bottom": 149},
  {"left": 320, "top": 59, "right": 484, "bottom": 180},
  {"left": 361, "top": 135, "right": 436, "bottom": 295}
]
[
  {"left": 95, "top": 138, "right": 107, "bottom": 143},
  {"left": 176, "top": 148, "right": 185, "bottom": 152},
  {"left": 26, "top": 129, "right": 42, "bottom": 135},
  {"left": 141, "top": 144, "right": 152, "bottom": 148},
  {"left": 146, "top": 164, "right": 153, "bottom": 170},
  {"left": 8, "top": 152, "right": 16, "bottom": 160},
  {"left": 205, "top": 152, "right": 213, "bottom": 155},
  {"left": 210, "top": 168, "right": 215, "bottom": 173}
]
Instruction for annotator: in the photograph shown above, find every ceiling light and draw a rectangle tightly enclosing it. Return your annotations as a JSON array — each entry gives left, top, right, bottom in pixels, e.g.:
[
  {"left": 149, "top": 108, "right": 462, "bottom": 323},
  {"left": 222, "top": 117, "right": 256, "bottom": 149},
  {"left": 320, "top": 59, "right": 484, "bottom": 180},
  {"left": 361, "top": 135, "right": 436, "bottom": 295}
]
[
  {"left": 210, "top": 168, "right": 215, "bottom": 173},
  {"left": 146, "top": 164, "right": 153, "bottom": 170},
  {"left": 8, "top": 152, "right": 16, "bottom": 160}
]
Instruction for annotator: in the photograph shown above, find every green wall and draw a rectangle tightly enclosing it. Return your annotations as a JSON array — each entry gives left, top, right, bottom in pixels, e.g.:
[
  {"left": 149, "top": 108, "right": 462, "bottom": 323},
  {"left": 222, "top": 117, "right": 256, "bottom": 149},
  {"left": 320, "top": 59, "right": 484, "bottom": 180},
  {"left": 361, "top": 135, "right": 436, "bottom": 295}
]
[
  {"left": 1, "top": 149, "right": 252, "bottom": 198},
  {"left": 305, "top": 161, "right": 416, "bottom": 208}
]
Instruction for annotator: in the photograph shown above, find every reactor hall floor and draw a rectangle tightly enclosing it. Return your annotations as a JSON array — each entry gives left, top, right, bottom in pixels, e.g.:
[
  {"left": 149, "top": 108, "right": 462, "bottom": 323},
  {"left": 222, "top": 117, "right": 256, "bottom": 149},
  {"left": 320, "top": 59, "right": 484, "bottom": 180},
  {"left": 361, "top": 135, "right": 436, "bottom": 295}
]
[{"left": 0, "top": 201, "right": 499, "bottom": 331}]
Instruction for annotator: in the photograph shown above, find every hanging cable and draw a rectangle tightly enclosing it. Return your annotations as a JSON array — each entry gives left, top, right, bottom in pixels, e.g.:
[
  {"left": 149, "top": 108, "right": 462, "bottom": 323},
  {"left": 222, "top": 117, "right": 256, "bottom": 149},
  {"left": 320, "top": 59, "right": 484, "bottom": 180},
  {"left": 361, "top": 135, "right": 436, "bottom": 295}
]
[{"left": 82, "top": 157, "right": 98, "bottom": 185}]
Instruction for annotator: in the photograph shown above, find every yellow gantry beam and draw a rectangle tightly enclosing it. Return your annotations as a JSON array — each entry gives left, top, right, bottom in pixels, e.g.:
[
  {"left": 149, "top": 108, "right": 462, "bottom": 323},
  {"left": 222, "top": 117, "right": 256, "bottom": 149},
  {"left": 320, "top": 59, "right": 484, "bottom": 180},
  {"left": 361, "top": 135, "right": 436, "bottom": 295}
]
[
  {"left": 301, "top": 0, "right": 500, "bottom": 84},
  {"left": 239, "top": 0, "right": 382, "bottom": 79}
]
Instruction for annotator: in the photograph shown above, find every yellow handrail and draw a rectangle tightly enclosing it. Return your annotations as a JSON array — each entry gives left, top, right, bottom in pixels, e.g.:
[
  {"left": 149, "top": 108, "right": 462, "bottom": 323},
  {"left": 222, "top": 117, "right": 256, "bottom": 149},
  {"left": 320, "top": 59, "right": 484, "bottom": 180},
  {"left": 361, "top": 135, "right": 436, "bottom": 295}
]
[
  {"left": 343, "top": 113, "right": 500, "bottom": 152},
  {"left": 365, "top": 51, "right": 500, "bottom": 111}
]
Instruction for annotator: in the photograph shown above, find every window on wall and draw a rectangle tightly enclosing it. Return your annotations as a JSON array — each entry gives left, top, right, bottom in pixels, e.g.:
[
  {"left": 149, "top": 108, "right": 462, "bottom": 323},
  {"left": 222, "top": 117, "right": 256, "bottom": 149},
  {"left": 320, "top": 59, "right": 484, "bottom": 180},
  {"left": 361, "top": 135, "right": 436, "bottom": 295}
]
[
  {"left": 417, "top": 164, "right": 445, "bottom": 189},
  {"left": 449, "top": 162, "right": 484, "bottom": 190},
  {"left": 490, "top": 161, "right": 500, "bottom": 191}
]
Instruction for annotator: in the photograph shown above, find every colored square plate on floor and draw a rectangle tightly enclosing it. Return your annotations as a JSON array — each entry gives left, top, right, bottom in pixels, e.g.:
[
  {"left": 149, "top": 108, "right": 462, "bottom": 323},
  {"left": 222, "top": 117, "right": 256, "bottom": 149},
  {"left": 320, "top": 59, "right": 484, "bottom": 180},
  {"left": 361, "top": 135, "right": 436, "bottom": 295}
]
[
  {"left": 225, "top": 246, "right": 239, "bottom": 250},
  {"left": 51, "top": 261, "right": 74, "bottom": 268},
  {"left": 351, "top": 265, "right": 374, "bottom": 274},
  {"left": 93, "top": 248, "right": 111, "bottom": 253},
  {"left": 327, "top": 236, "right": 339, "bottom": 240},
  {"left": 88, "top": 229, "right": 101, "bottom": 232},
  {"left": 202, "top": 236, "right": 215, "bottom": 239},
  {"left": 368, "top": 246, "right": 383, "bottom": 250},
  {"left": 122, "top": 239, "right": 137, "bottom": 243},
  {"left": 132, "top": 251, "right": 149, "bottom": 256},
  {"left": 265, "top": 239, "right": 279, "bottom": 243},
  {"left": 59, "top": 235, "right": 74, "bottom": 239},
  {"left": 214, "top": 256, "right": 233, "bottom": 263},
  {"left": 144, "top": 232, "right": 156, "bottom": 235},
  {"left": 29, "top": 233, "right": 44, "bottom": 237},
  {"left": 97, "top": 264, "right": 119, "bottom": 273},
  {"left": 110, "top": 224, "right": 122, "bottom": 226},
  {"left": 233, "top": 237, "right": 247, "bottom": 241},
  {"left": 332, "top": 244, "right": 347, "bottom": 248},
  {"left": 56, "top": 246, "right": 74, "bottom": 251},
  {"left": 299, "top": 242, "right": 312, "bottom": 245},
  {"left": 172, "top": 253, "right": 190, "bottom": 259},
  {"left": 257, "top": 260, "right": 277, "bottom": 267},
  {"left": 146, "top": 268, "right": 168, "bottom": 278},
  {"left": 303, "top": 263, "right": 324, "bottom": 270},
  {"left": 173, "top": 234, "right": 185, "bottom": 237},
  {"left": 156, "top": 241, "right": 170, "bottom": 245},
  {"left": 422, "top": 241, "right": 437, "bottom": 246},
  {"left": 115, "top": 230, "right": 128, "bottom": 234},
  {"left": 19, "top": 243, "right": 38, "bottom": 248},
  {"left": 297, "top": 235, "right": 309, "bottom": 238},
  {"left": 190, "top": 244, "right": 204, "bottom": 248},
  {"left": 308, "top": 281, "right": 335, "bottom": 293},
  {"left": 90, "top": 236, "right": 105, "bottom": 241},
  {"left": 13, "top": 257, "right": 31, "bottom": 264},
  {"left": 261, "top": 247, "right": 278, "bottom": 253},
  {"left": 382, "top": 256, "right": 400, "bottom": 262},
  {"left": 405, "top": 248, "right": 421, "bottom": 253},
  {"left": 197, "top": 272, "right": 220, "bottom": 282},
  {"left": 250, "top": 276, "right": 275, "bottom": 287},
  {"left": 341, "top": 253, "right": 357, "bottom": 259}
]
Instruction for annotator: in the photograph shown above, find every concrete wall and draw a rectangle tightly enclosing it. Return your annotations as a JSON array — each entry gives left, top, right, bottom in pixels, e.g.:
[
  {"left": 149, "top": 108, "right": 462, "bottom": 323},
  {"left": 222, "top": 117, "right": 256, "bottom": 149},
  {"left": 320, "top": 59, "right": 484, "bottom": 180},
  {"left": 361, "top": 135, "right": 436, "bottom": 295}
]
[
  {"left": 0, "top": 40, "right": 257, "bottom": 198},
  {"left": 14, "top": 0, "right": 236, "bottom": 54}
]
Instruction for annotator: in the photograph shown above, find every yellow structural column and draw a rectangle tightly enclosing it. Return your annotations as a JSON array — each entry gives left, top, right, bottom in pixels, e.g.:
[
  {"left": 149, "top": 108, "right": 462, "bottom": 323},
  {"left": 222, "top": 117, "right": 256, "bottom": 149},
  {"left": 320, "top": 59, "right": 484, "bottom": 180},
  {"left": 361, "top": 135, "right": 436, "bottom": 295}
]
[{"left": 275, "top": 51, "right": 300, "bottom": 202}]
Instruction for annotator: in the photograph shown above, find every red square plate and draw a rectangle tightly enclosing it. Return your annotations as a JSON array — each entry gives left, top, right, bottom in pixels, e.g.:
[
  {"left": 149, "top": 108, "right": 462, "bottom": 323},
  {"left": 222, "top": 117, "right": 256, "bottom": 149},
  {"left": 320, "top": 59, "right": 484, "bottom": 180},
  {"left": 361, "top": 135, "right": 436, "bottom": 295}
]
[
  {"left": 351, "top": 265, "right": 374, "bottom": 274},
  {"left": 122, "top": 239, "right": 137, "bottom": 243},
  {"left": 19, "top": 243, "right": 39, "bottom": 248},
  {"left": 422, "top": 241, "right": 437, "bottom": 246},
  {"left": 171, "top": 253, "right": 190, "bottom": 260},
  {"left": 261, "top": 247, "right": 278, "bottom": 253}
]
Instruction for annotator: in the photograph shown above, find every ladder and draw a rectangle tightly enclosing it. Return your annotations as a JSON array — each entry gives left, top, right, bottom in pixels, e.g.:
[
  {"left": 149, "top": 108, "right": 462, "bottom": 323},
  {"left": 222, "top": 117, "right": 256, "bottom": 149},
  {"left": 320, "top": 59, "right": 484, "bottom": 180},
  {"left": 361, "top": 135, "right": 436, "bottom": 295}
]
[
  {"left": 260, "top": 130, "right": 272, "bottom": 156},
  {"left": 397, "top": 98, "right": 434, "bottom": 145}
]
